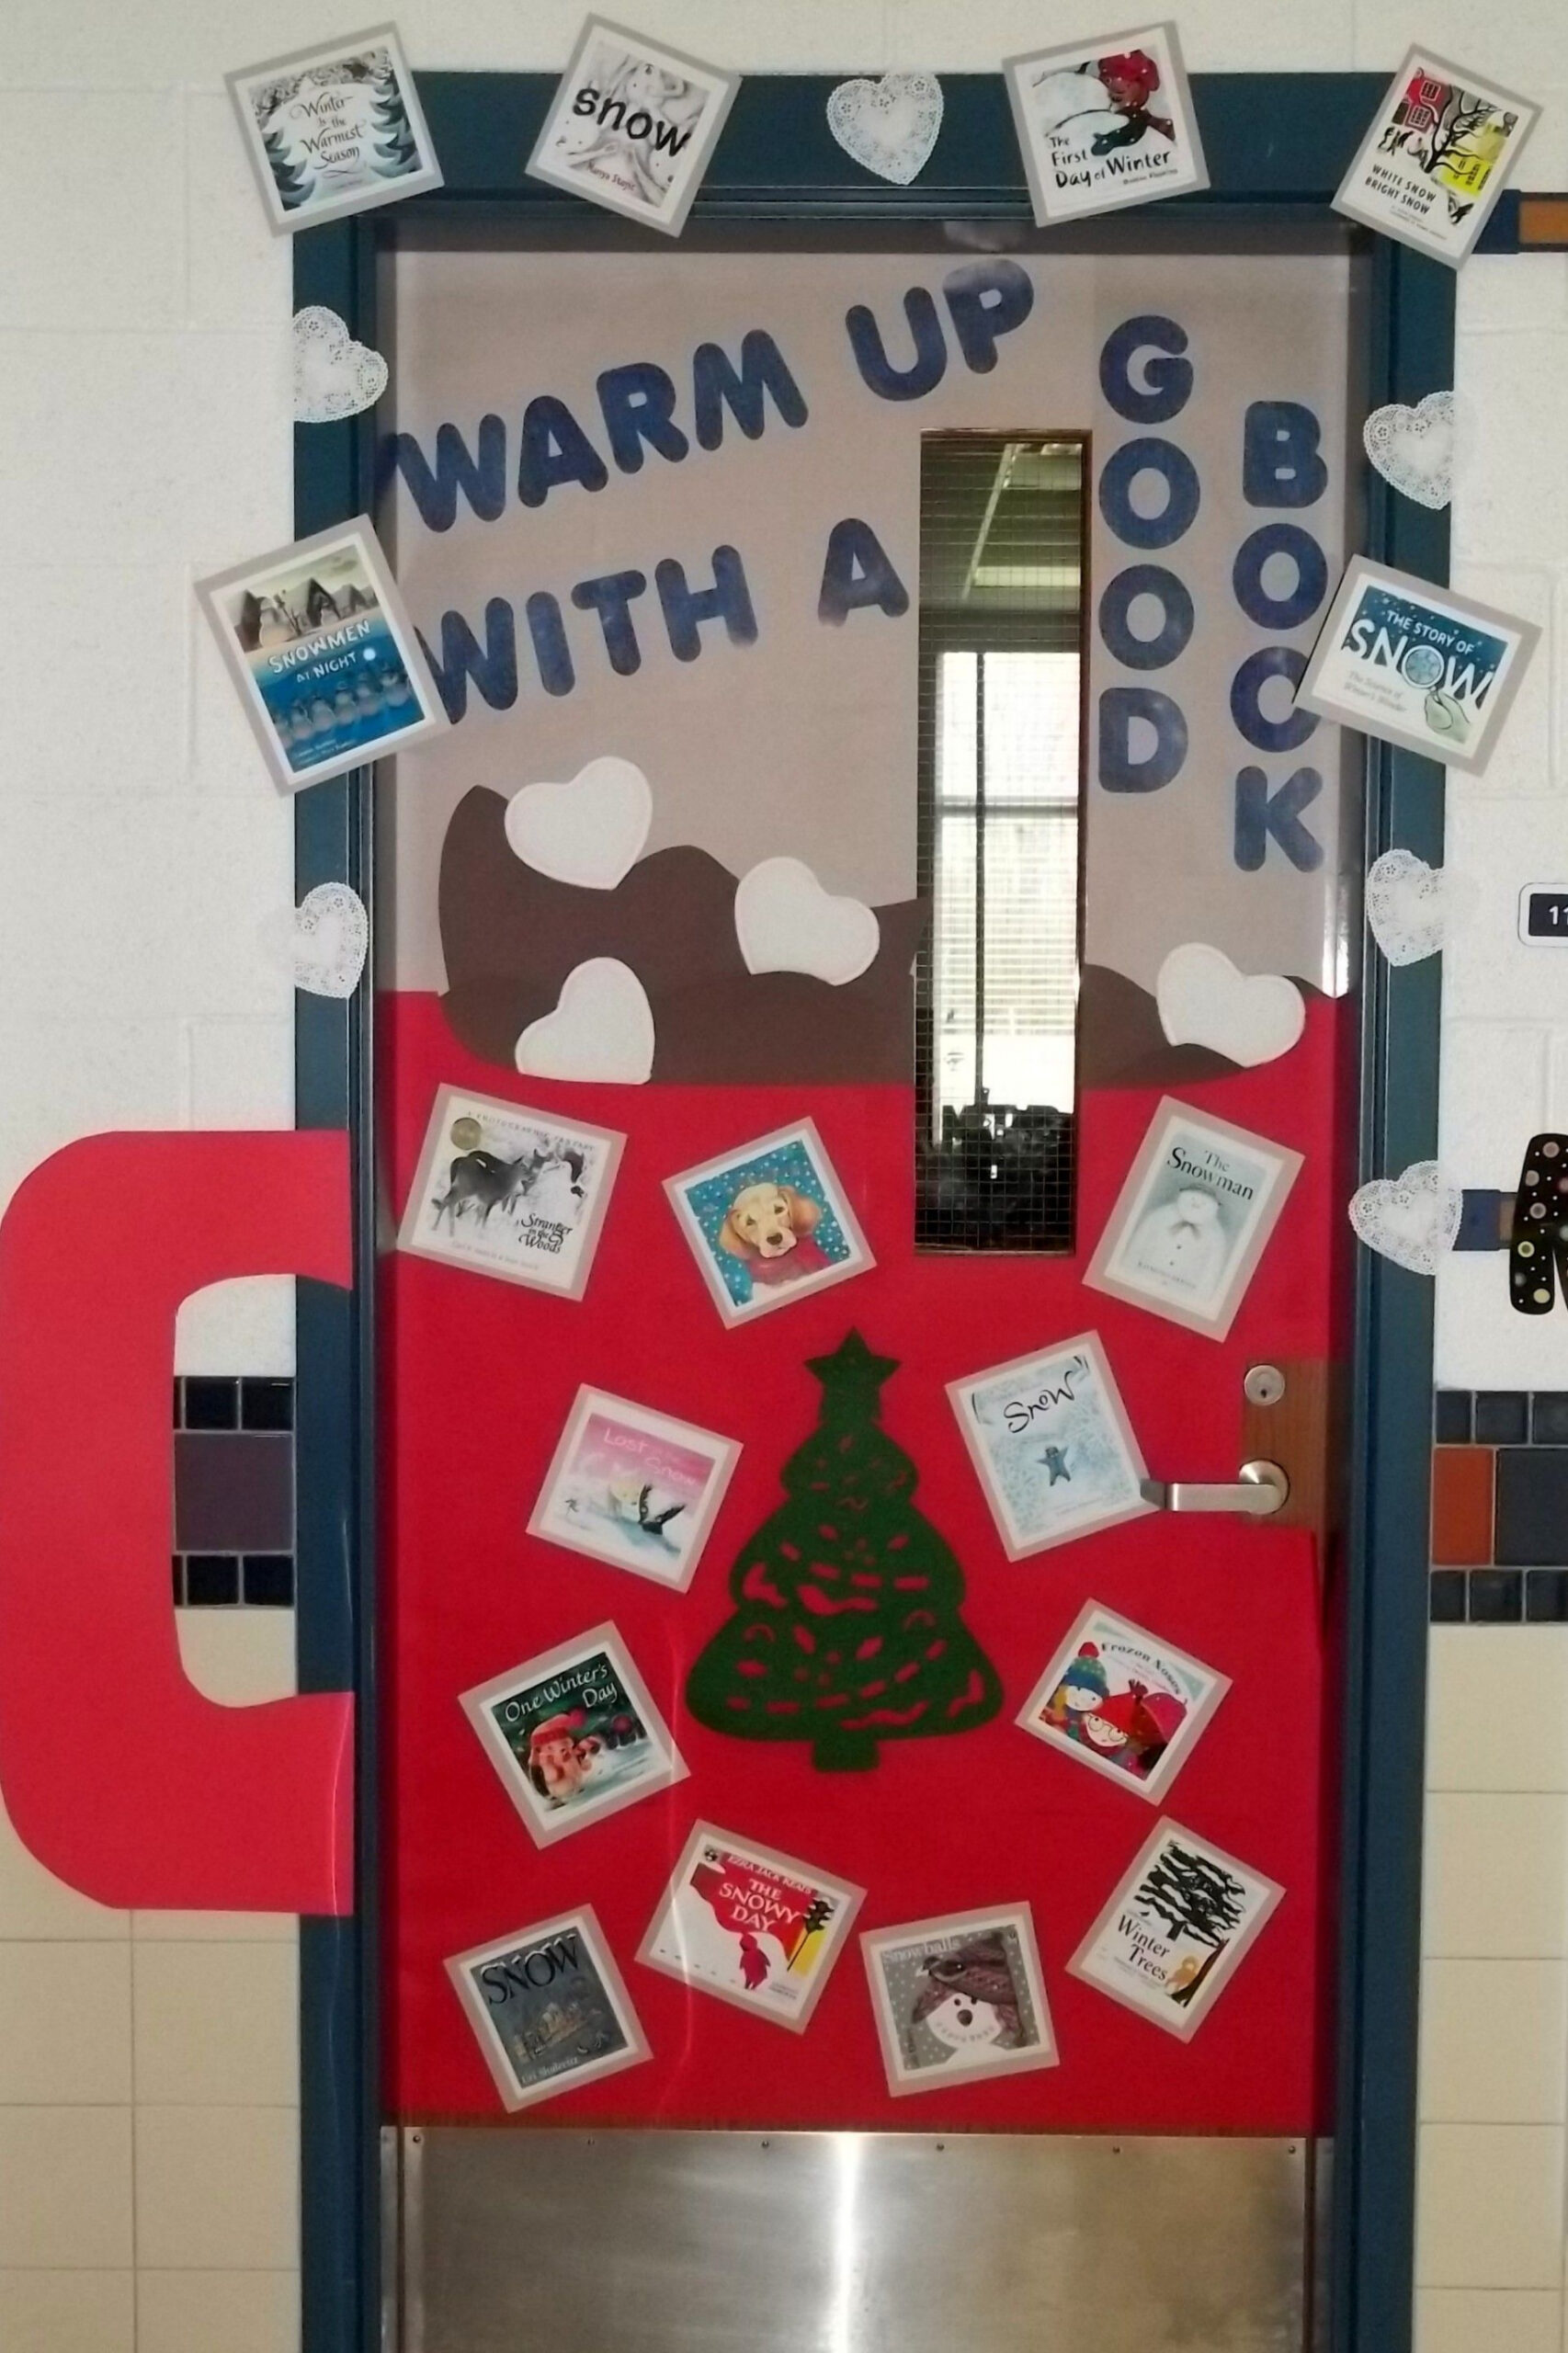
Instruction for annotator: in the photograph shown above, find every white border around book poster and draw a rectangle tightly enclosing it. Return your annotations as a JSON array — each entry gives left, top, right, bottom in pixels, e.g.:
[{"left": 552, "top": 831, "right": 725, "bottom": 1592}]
[
  {"left": 664, "top": 1117, "right": 875, "bottom": 1327},
  {"left": 460, "top": 1621, "right": 687, "bottom": 1849},
  {"left": 1331, "top": 46, "right": 1538, "bottom": 269},
  {"left": 861, "top": 1903, "right": 1059, "bottom": 2095},
  {"left": 446, "top": 1905, "right": 651, "bottom": 2112},
  {"left": 638, "top": 1821, "right": 865, "bottom": 2033},
  {"left": 1004, "top": 21, "right": 1208, "bottom": 226},
  {"left": 948, "top": 1329, "right": 1153, "bottom": 1560},
  {"left": 1016, "top": 1600, "right": 1230, "bottom": 1804},
  {"left": 1069, "top": 1818, "right": 1283, "bottom": 2040},
  {"left": 528, "top": 1386, "right": 742, "bottom": 1591},
  {"left": 226, "top": 24, "right": 443, "bottom": 235},
  {"left": 525, "top": 17, "right": 739, "bottom": 236},
  {"left": 196, "top": 517, "right": 448, "bottom": 795},
  {"left": 1296, "top": 557, "right": 1539, "bottom": 778},
  {"left": 397, "top": 1084, "right": 625, "bottom": 1300},
  {"left": 1084, "top": 1097, "right": 1304, "bottom": 1341}
]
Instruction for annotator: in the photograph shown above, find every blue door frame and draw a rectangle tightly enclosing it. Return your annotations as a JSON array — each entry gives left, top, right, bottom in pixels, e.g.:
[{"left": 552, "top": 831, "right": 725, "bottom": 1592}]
[{"left": 290, "top": 67, "right": 1484, "bottom": 2353}]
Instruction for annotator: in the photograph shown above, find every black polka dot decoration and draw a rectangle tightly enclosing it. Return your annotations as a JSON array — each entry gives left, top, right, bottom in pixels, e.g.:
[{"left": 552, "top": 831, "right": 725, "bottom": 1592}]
[{"left": 1509, "top": 1135, "right": 1568, "bottom": 1315}]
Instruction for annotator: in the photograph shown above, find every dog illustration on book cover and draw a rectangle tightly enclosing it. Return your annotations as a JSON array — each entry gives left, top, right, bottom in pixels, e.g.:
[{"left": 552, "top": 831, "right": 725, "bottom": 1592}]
[{"left": 719, "top": 1179, "right": 833, "bottom": 1290}]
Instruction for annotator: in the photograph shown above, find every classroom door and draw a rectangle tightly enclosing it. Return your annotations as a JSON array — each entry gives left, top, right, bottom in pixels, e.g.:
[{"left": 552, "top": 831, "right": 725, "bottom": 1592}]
[{"left": 378, "top": 225, "right": 1360, "bottom": 2351}]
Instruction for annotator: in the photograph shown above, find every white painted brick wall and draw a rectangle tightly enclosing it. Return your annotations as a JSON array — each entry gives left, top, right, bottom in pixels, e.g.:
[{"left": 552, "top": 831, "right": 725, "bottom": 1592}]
[
  {"left": 1439, "top": 261, "right": 1568, "bottom": 1399},
  {"left": 1, "top": 7, "right": 1565, "bottom": 2350}
]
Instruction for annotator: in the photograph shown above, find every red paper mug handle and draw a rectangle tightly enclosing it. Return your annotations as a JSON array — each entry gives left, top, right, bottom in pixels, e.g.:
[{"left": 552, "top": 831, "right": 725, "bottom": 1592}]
[{"left": 0, "top": 1131, "right": 353, "bottom": 1915}]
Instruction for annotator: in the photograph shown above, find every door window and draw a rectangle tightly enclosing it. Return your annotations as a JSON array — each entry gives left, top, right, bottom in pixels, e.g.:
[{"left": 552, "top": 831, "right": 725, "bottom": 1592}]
[{"left": 918, "top": 434, "right": 1085, "bottom": 1251}]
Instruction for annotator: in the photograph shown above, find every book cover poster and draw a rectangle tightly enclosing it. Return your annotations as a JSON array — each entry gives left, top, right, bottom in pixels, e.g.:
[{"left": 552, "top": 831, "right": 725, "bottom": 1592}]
[
  {"left": 1085, "top": 1098, "right": 1303, "bottom": 1339},
  {"left": 1071, "top": 1820, "right": 1283, "bottom": 2040},
  {"left": 862, "top": 1905, "right": 1057, "bottom": 2094},
  {"left": 529, "top": 1389, "right": 740, "bottom": 1591},
  {"left": 1005, "top": 22, "right": 1208, "bottom": 225},
  {"left": 949, "top": 1330, "right": 1152, "bottom": 1559},
  {"left": 398, "top": 1086, "right": 624, "bottom": 1299},
  {"left": 227, "top": 27, "right": 443, "bottom": 233},
  {"left": 526, "top": 17, "right": 738, "bottom": 236},
  {"left": 1017, "top": 1602, "right": 1229, "bottom": 1802},
  {"left": 197, "top": 520, "right": 447, "bottom": 794},
  {"left": 446, "top": 1907, "right": 649, "bottom": 2111},
  {"left": 1333, "top": 48, "right": 1537, "bottom": 267},
  {"left": 1298, "top": 559, "right": 1539, "bottom": 777},
  {"left": 460, "top": 1624, "right": 687, "bottom": 1847},
  {"left": 665, "top": 1119, "right": 874, "bottom": 1325},
  {"left": 640, "top": 1824, "right": 864, "bottom": 2031}
]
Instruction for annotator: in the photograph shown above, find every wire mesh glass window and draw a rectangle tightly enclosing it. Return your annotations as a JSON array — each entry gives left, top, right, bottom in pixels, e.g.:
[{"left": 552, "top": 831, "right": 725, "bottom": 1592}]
[{"left": 915, "top": 434, "right": 1086, "bottom": 1253}]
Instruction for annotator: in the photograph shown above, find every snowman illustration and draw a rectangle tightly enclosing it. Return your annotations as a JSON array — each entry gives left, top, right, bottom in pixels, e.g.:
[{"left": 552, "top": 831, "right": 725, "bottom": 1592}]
[
  {"left": 1125, "top": 1184, "right": 1228, "bottom": 1299},
  {"left": 911, "top": 1933, "right": 1028, "bottom": 2064}
]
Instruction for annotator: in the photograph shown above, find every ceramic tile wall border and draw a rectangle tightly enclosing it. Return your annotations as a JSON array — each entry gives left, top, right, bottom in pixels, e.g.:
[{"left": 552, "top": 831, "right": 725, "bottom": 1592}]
[
  {"left": 172, "top": 1378, "right": 297, "bottom": 1609},
  {"left": 1431, "top": 1392, "right": 1568, "bottom": 1623}
]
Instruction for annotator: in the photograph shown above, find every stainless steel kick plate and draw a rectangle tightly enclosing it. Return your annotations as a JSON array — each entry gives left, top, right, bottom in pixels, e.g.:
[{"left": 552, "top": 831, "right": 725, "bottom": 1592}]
[{"left": 394, "top": 2127, "right": 1309, "bottom": 2353}]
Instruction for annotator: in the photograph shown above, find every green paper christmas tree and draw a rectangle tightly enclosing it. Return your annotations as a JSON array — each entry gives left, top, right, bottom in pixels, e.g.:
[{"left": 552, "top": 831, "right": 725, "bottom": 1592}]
[{"left": 687, "top": 1332, "right": 1004, "bottom": 1771}]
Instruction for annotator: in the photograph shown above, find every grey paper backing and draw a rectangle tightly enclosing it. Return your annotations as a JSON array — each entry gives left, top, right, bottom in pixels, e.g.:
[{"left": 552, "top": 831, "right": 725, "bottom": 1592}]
[{"left": 383, "top": 242, "right": 1358, "bottom": 1002}]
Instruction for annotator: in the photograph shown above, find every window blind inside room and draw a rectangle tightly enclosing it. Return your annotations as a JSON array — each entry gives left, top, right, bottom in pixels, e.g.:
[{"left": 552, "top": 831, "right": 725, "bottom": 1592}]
[{"left": 916, "top": 436, "right": 1085, "bottom": 1253}]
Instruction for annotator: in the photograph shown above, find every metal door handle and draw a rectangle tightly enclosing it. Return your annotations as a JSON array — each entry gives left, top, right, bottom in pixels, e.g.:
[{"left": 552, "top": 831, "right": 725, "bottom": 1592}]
[{"left": 1140, "top": 1460, "right": 1290, "bottom": 1517}]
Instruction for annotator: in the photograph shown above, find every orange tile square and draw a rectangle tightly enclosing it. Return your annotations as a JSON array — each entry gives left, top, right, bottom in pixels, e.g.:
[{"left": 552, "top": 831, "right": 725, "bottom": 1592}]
[{"left": 1432, "top": 1449, "right": 1495, "bottom": 1567}]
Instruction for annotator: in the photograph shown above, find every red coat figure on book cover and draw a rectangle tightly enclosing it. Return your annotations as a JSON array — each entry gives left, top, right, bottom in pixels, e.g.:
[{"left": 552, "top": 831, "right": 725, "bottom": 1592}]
[
  {"left": 687, "top": 1850, "right": 830, "bottom": 1994},
  {"left": 1046, "top": 1644, "right": 1188, "bottom": 1779}
]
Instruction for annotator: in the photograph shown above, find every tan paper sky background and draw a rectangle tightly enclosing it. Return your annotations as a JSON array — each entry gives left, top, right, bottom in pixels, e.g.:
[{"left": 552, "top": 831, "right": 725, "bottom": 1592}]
[{"left": 384, "top": 236, "right": 1356, "bottom": 998}]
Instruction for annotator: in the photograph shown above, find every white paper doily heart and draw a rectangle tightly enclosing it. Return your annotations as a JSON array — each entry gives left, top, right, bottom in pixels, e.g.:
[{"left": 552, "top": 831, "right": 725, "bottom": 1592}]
[
  {"left": 1349, "top": 1160, "right": 1461, "bottom": 1278},
  {"left": 1362, "top": 391, "right": 1461, "bottom": 511},
  {"left": 1365, "top": 848, "right": 1469, "bottom": 967},
  {"left": 826, "top": 73, "right": 944, "bottom": 186},
  {"left": 290, "top": 881, "right": 369, "bottom": 999},
  {"left": 292, "top": 306, "right": 388, "bottom": 425}
]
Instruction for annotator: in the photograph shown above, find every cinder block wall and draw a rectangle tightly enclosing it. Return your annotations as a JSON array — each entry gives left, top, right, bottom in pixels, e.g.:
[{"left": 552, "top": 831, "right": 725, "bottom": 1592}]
[{"left": 1, "top": 6, "right": 1565, "bottom": 2348}]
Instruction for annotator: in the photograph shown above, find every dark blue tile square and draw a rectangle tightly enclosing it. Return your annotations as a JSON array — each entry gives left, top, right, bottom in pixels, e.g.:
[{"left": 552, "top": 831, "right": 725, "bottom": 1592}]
[
  {"left": 1496, "top": 1449, "right": 1568, "bottom": 1566},
  {"left": 1531, "top": 1393, "right": 1568, "bottom": 1447},
  {"left": 1474, "top": 1392, "right": 1529, "bottom": 1446},
  {"left": 241, "top": 1379, "right": 293, "bottom": 1432},
  {"left": 174, "top": 1432, "right": 293, "bottom": 1553},
  {"left": 183, "top": 1378, "right": 238, "bottom": 1431},
  {"left": 1434, "top": 1391, "right": 1472, "bottom": 1445},
  {"left": 1456, "top": 1190, "right": 1508, "bottom": 1250},
  {"left": 243, "top": 1553, "right": 295, "bottom": 1608},
  {"left": 184, "top": 1552, "right": 240, "bottom": 1606},
  {"left": 1468, "top": 1568, "right": 1524, "bottom": 1623},
  {"left": 1429, "top": 1569, "right": 1468, "bottom": 1624},
  {"left": 1527, "top": 1570, "right": 1568, "bottom": 1623}
]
